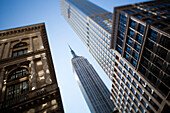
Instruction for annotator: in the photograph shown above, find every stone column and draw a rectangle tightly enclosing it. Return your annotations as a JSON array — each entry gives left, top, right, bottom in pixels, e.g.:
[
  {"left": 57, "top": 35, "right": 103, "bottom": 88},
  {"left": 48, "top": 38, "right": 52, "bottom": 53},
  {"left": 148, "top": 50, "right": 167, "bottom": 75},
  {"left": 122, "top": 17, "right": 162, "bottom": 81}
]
[
  {"left": 0, "top": 68, "right": 5, "bottom": 101},
  {"left": 41, "top": 53, "right": 52, "bottom": 85},
  {"left": 38, "top": 34, "right": 44, "bottom": 49},
  {"left": 30, "top": 37, "right": 34, "bottom": 52},
  {"left": 5, "top": 42, "right": 11, "bottom": 58},
  {"left": 0, "top": 43, "right": 5, "bottom": 59},
  {"left": 29, "top": 60, "right": 37, "bottom": 90}
]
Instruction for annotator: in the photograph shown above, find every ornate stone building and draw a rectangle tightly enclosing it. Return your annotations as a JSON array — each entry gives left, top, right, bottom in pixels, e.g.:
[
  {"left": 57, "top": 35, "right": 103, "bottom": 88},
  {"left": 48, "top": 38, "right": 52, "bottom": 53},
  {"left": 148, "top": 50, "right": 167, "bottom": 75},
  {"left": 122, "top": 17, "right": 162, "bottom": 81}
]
[{"left": 0, "top": 23, "right": 64, "bottom": 113}]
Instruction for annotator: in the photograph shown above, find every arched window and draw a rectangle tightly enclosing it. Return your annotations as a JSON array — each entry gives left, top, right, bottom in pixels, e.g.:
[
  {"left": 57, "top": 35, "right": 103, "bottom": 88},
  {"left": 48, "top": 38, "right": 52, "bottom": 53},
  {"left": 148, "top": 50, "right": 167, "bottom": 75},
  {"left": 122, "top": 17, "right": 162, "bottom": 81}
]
[
  {"left": 13, "top": 42, "right": 27, "bottom": 48},
  {"left": 7, "top": 68, "right": 29, "bottom": 81},
  {"left": 12, "top": 42, "right": 28, "bottom": 57},
  {"left": 6, "top": 68, "right": 29, "bottom": 99}
]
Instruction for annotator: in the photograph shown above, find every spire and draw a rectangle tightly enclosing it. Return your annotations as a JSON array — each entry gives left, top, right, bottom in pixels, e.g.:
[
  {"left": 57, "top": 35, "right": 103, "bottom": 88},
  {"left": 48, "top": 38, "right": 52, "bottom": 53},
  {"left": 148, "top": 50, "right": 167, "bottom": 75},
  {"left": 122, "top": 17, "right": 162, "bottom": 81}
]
[{"left": 68, "top": 45, "right": 78, "bottom": 58}]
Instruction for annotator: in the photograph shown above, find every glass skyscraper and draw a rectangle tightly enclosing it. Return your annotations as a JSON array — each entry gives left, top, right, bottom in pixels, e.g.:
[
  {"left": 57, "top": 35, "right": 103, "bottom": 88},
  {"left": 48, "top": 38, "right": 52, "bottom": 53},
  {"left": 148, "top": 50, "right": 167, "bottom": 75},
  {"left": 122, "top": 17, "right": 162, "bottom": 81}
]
[
  {"left": 69, "top": 46, "right": 115, "bottom": 113},
  {"left": 61, "top": 0, "right": 170, "bottom": 113}
]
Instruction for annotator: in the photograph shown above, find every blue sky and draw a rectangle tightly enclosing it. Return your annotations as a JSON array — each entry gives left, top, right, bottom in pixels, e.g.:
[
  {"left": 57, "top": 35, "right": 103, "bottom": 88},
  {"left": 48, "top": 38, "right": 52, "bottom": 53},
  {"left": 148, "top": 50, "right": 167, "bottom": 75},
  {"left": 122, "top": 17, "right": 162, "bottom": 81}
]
[{"left": 0, "top": 0, "right": 150, "bottom": 113}]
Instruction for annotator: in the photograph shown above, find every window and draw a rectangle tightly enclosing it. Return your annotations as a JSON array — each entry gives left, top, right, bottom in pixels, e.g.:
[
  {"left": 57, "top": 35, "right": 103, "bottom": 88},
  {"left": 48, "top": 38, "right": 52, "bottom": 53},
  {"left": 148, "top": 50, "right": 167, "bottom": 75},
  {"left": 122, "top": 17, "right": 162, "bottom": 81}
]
[
  {"left": 148, "top": 73, "right": 157, "bottom": 84},
  {"left": 145, "top": 39, "right": 154, "bottom": 51},
  {"left": 153, "top": 92, "right": 162, "bottom": 103},
  {"left": 149, "top": 29, "right": 157, "bottom": 41},
  {"left": 141, "top": 57, "right": 149, "bottom": 67},
  {"left": 124, "top": 10, "right": 134, "bottom": 14},
  {"left": 151, "top": 65, "right": 160, "bottom": 77},
  {"left": 136, "top": 93, "right": 141, "bottom": 101},
  {"left": 12, "top": 49, "right": 28, "bottom": 57},
  {"left": 131, "top": 87, "right": 136, "bottom": 94},
  {"left": 143, "top": 49, "right": 151, "bottom": 60},
  {"left": 138, "top": 86, "right": 143, "bottom": 94},
  {"left": 143, "top": 92, "right": 149, "bottom": 101},
  {"left": 154, "top": 23, "right": 167, "bottom": 28},
  {"left": 159, "top": 35, "right": 170, "bottom": 49},
  {"left": 131, "top": 58, "right": 137, "bottom": 67},
  {"left": 119, "top": 14, "right": 127, "bottom": 24},
  {"left": 6, "top": 67, "right": 29, "bottom": 100},
  {"left": 143, "top": 18, "right": 153, "bottom": 22},
  {"left": 150, "top": 99, "right": 159, "bottom": 110},
  {"left": 124, "top": 52, "right": 129, "bottom": 61},
  {"left": 153, "top": 56, "right": 164, "bottom": 68},
  {"left": 133, "top": 8, "right": 142, "bottom": 12},
  {"left": 128, "top": 29, "right": 134, "bottom": 38},
  {"left": 162, "top": 74, "right": 170, "bottom": 87},
  {"left": 146, "top": 85, "right": 152, "bottom": 94},
  {"left": 134, "top": 74, "right": 139, "bottom": 81},
  {"left": 134, "top": 43, "right": 140, "bottom": 52},
  {"left": 12, "top": 42, "right": 28, "bottom": 57},
  {"left": 8, "top": 68, "right": 29, "bottom": 81},
  {"left": 133, "top": 51, "right": 138, "bottom": 60},
  {"left": 116, "top": 45, "right": 122, "bottom": 54},
  {"left": 129, "top": 20, "right": 136, "bottom": 29},
  {"left": 117, "top": 38, "right": 123, "bottom": 47},
  {"left": 134, "top": 99, "right": 139, "bottom": 106},
  {"left": 138, "top": 24, "right": 145, "bottom": 34},
  {"left": 13, "top": 42, "right": 27, "bottom": 48},
  {"left": 119, "top": 22, "right": 126, "bottom": 32},
  {"left": 136, "top": 34, "right": 142, "bottom": 43},
  {"left": 6, "top": 80, "right": 28, "bottom": 100},
  {"left": 126, "top": 37, "right": 132, "bottom": 46},
  {"left": 139, "top": 65, "right": 146, "bottom": 75},
  {"left": 132, "top": 81, "right": 137, "bottom": 88},
  {"left": 156, "top": 46, "right": 167, "bottom": 59},
  {"left": 158, "top": 83, "right": 169, "bottom": 95},
  {"left": 134, "top": 14, "right": 143, "bottom": 18},
  {"left": 118, "top": 31, "right": 124, "bottom": 40},
  {"left": 145, "top": 13, "right": 152, "bottom": 16},
  {"left": 125, "top": 45, "right": 131, "bottom": 53}
]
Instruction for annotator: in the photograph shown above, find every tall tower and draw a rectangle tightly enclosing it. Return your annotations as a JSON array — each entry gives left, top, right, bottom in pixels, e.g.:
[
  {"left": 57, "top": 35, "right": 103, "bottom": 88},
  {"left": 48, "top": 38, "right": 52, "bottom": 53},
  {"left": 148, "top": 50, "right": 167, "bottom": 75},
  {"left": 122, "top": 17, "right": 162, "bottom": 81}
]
[
  {"left": 0, "top": 23, "right": 64, "bottom": 113},
  {"left": 70, "top": 46, "right": 115, "bottom": 113},
  {"left": 61, "top": 0, "right": 170, "bottom": 113}
]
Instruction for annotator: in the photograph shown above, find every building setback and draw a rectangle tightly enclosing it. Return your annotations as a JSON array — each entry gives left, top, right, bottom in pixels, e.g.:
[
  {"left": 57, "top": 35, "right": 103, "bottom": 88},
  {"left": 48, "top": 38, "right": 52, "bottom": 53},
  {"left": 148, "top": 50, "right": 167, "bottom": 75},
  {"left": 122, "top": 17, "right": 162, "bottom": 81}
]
[
  {"left": 61, "top": 0, "right": 170, "bottom": 113},
  {"left": 0, "top": 23, "right": 64, "bottom": 113},
  {"left": 70, "top": 46, "right": 115, "bottom": 113}
]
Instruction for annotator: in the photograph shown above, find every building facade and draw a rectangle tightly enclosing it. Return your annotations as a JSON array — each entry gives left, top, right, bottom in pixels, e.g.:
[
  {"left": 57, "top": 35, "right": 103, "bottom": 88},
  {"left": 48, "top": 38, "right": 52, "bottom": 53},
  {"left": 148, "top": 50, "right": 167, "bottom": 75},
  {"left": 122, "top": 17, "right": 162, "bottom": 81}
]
[
  {"left": 0, "top": 23, "right": 64, "bottom": 113},
  {"left": 70, "top": 46, "right": 115, "bottom": 113},
  {"left": 61, "top": 0, "right": 170, "bottom": 113},
  {"left": 111, "top": 1, "right": 170, "bottom": 113}
]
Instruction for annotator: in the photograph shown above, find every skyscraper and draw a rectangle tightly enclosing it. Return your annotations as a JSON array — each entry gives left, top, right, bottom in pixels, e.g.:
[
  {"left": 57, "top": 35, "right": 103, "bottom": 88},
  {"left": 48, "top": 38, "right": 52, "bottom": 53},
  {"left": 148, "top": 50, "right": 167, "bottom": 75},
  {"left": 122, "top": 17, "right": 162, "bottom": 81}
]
[
  {"left": 70, "top": 46, "right": 115, "bottom": 113},
  {"left": 0, "top": 23, "right": 64, "bottom": 113},
  {"left": 61, "top": 0, "right": 170, "bottom": 113},
  {"left": 110, "top": 1, "right": 170, "bottom": 113}
]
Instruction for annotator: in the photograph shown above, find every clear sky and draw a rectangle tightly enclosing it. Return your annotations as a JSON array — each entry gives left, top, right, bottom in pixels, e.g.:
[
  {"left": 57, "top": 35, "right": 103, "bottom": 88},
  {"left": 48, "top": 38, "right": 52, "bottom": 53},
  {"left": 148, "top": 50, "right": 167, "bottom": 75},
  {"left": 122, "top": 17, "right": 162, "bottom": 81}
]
[{"left": 0, "top": 0, "right": 150, "bottom": 113}]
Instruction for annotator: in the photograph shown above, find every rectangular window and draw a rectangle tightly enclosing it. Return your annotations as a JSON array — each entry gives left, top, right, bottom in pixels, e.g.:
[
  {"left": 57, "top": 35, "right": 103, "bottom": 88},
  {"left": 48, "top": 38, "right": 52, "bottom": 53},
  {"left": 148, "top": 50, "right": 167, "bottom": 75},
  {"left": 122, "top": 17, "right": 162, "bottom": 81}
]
[
  {"left": 134, "top": 43, "right": 140, "bottom": 52},
  {"left": 153, "top": 56, "right": 164, "bottom": 69},
  {"left": 138, "top": 24, "right": 145, "bottom": 34},
  {"left": 124, "top": 52, "right": 129, "bottom": 61},
  {"left": 130, "top": 20, "right": 136, "bottom": 29},
  {"left": 116, "top": 45, "right": 122, "bottom": 54},
  {"left": 119, "top": 22, "right": 126, "bottom": 32},
  {"left": 117, "top": 38, "right": 123, "bottom": 47},
  {"left": 159, "top": 35, "right": 170, "bottom": 49},
  {"left": 118, "top": 31, "right": 124, "bottom": 40},
  {"left": 156, "top": 46, "right": 167, "bottom": 59},
  {"left": 125, "top": 45, "right": 131, "bottom": 53},
  {"left": 128, "top": 29, "right": 134, "bottom": 38},
  {"left": 150, "top": 65, "right": 160, "bottom": 77},
  {"left": 119, "top": 14, "right": 127, "bottom": 24},
  {"left": 143, "top": 48, "right": 151, "bottom": 60},
  {"left": 148, "top": 29, "right": 157, "bottom": 41},
  {"left": 126, "top": 37, "right": 132, "bottom": 46},
  {"left": 136, "top": 34, "right": 143, "bottom": 43},
  {"left": 139, "top": 65, "right": 146, "bottom": 75},
  {"left": 145, "top": 39, "right": 154, "bottom": 51},
  {"left": 133, "top": 51, "right": 138, "bottom": 60}
]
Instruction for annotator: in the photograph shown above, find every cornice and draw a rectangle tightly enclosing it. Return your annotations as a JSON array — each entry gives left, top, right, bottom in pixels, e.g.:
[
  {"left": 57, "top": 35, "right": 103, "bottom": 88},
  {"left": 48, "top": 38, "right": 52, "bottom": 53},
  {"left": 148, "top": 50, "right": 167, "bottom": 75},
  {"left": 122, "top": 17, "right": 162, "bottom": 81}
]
[{"left": 0, "top": 23, "right": 45, "bottom": 39}]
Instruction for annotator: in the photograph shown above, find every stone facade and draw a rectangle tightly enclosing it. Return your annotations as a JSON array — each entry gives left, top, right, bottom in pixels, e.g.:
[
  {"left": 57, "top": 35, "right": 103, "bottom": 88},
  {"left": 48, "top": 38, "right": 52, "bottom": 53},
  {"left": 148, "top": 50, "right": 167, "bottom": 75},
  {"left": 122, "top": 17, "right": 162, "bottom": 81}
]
[{"left": 0, "top": 23, "right": 64, "bottom": 113}]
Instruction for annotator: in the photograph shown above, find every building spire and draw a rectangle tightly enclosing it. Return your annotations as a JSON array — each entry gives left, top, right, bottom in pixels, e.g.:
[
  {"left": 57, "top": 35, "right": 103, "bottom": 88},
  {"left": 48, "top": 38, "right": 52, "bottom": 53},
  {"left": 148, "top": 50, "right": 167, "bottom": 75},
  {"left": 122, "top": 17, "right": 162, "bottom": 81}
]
[{"left": 68, "top": 45, "right": 78, "bottom": 58}]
